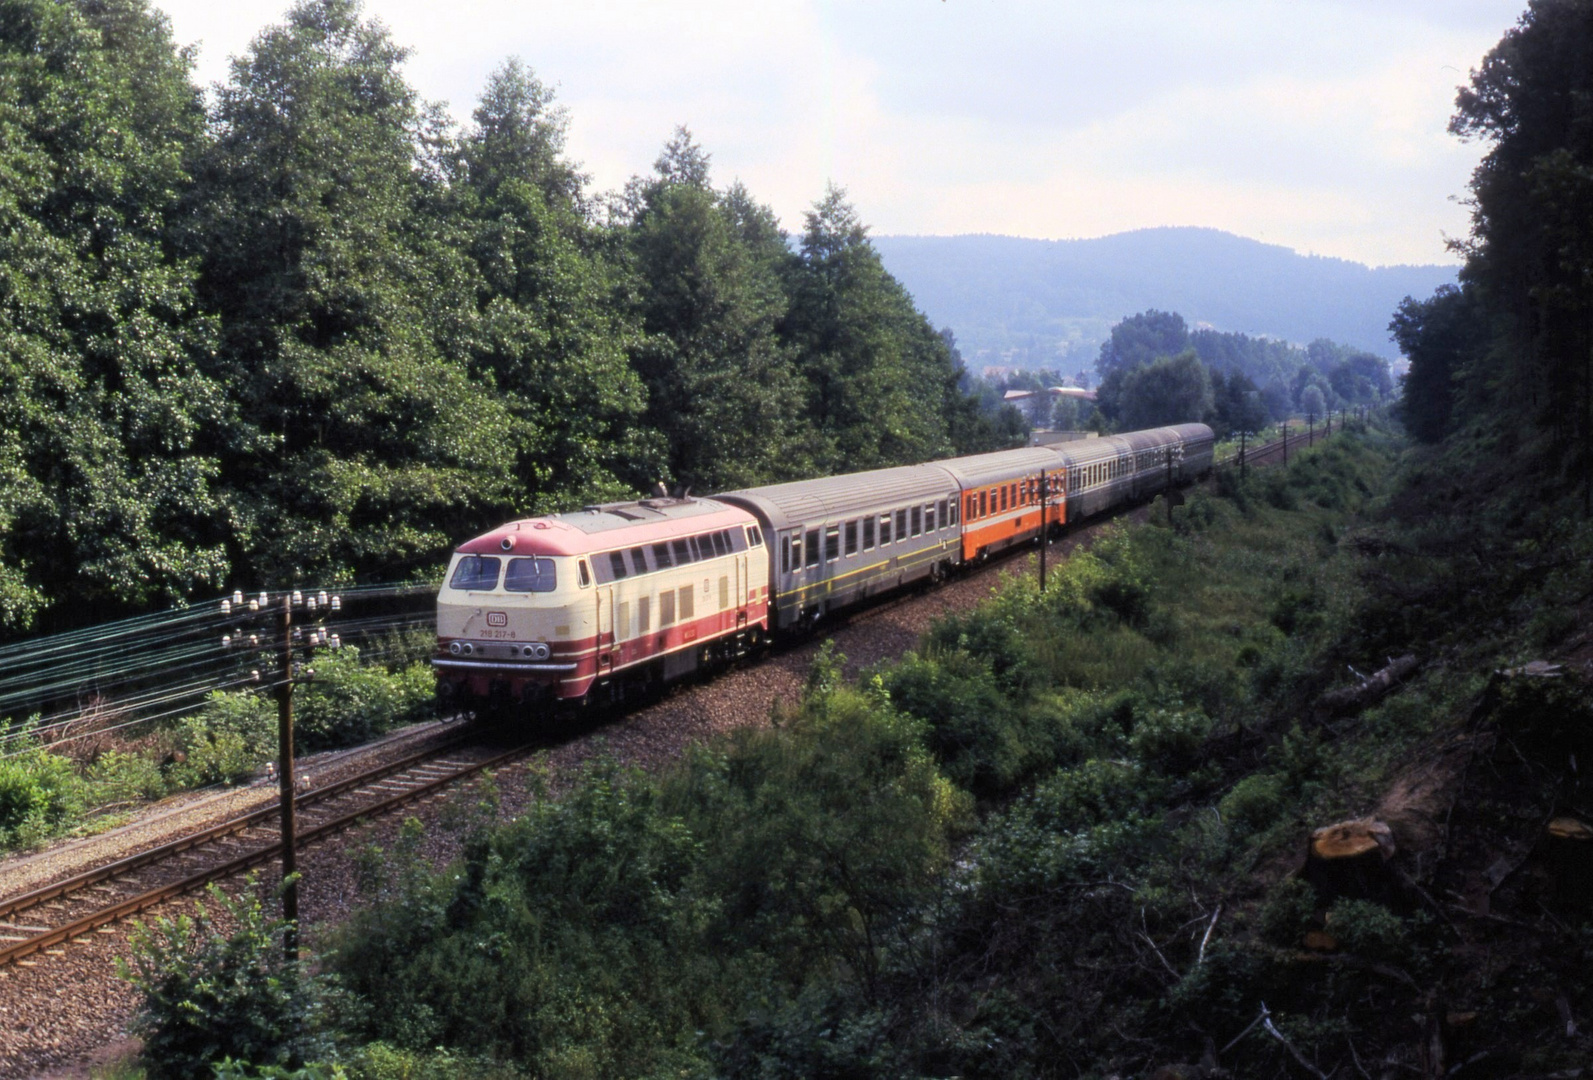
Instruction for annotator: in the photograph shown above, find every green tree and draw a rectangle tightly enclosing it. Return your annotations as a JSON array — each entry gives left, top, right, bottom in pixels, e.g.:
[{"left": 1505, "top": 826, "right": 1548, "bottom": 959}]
[
  {"left": 1116, "top": 349, "right": 1213, "bottom": 429},
  {"left": 624, "top": 129, "right": 812, "bottom": 491},
  {"left": 0, "top": 0, "right": 228, "bottom": 628},
  {"left": 455, "top": 60, "right": 659, "bottom": 508},
  {"left": 190, "top": 0, "right": 521, "bottom": 584},
  {"left": 1447, "top": 0, "right": 1593, "bottom": 496},
  {"left": 1095, "top": 309, "right": 1190, "bottom": 381},
  {"left": 786, "top": 185, "right": 965, "bottom": 471},
  {"left": 1391, "top": 284, "right": 1484, "bottom": 443}
]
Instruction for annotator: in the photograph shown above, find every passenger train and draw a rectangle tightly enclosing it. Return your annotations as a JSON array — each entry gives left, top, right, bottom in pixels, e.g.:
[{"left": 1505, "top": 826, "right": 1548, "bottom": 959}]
[{"left": 434, "top": 423, "right": 1214, "bottom": 709}]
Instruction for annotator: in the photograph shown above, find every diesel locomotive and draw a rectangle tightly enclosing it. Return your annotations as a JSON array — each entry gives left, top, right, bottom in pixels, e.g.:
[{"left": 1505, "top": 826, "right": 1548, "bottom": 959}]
[{"left": 433, "top": 423, "right": 1213, "bottom": 709}]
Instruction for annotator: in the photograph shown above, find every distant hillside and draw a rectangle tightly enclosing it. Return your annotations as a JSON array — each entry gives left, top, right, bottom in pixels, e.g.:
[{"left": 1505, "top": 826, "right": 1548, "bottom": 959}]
[{"left": 873, "top": 228, "right": 1456, "bottom": 371}]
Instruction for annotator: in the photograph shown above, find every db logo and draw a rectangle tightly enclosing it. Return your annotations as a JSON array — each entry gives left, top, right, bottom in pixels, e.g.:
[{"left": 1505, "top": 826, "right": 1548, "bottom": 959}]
[{"left": 486, "top": 611, "right": 508, "bottom": 627}]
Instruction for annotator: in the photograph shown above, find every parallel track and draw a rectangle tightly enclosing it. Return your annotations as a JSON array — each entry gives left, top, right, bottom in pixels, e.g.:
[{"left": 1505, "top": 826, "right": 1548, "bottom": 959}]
[{"left": 0, "top": 733, "right": 532, "bottom": 967}]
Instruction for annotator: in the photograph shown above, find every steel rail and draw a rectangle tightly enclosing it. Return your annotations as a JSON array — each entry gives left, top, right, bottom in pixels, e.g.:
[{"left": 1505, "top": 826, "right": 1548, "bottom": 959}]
[{"left": 0, "top": 735, "right": 527, "bottom": 967}]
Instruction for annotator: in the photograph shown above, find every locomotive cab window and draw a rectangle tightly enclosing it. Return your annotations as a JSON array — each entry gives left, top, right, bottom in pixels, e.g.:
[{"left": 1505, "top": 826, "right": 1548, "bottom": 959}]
[
  {"left": 577, "top": 560, "right": 591, "bottom": 588},
  {"left": 503, "top": 557, "right": 556, "bottom": 593},
  {"left": 450, "top": 555, "right": 502, "bottom": 591},
  {"left": 747, "top": 525, "right": 764, "bottom": 547}
]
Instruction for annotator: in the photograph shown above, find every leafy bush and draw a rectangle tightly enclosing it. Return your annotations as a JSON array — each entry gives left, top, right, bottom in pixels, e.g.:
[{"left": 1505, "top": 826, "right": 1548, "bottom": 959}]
[
  {"left": 0, "top": 744, "right": 85, "bottom": 848},
  {"left": 1325, "top": 898, "right": 1410, "bottom": 961},
  {"left": 172, "top": 691, "right": 277, "bottom": 786},
  {"left": 1218, "top": 771, "right": 1286, "bottom": 835},
  {"left": 119, "top": 879, "right": 338, "bottom": 1079},
  {"left": 85, "top": 750, "right": 168, "bottom": 806},
  {"left": 295, "top": 649, "right": 434, "bottom": 751}
]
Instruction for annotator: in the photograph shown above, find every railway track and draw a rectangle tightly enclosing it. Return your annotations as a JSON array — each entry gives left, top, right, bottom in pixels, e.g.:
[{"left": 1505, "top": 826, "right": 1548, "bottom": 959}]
[
  {"left": 0, "top": 732, "right": 538, "bottom": 969},
  {"left": 0, "top": 421, "right": 1335, "bottom": 976}
]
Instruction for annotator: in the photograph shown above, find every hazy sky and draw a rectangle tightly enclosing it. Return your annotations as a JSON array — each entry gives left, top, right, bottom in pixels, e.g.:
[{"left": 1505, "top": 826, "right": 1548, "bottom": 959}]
[{"left": 151, "top": 0, "right": 1527, "bottom": 268}]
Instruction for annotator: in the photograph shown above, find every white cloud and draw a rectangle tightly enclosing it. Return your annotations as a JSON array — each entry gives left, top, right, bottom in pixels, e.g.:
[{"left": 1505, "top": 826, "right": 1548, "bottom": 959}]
[{"left": 152, "top": 0, "right": 1524, "bottom": 265}]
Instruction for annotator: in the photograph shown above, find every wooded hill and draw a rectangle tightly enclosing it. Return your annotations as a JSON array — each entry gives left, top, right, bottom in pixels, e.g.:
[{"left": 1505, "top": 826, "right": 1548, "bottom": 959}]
[
  {"left": 0, "top": 0, "right": 1011, "bottom": 636},
  {"left": 873, "top": 228, "right": 1456, "bottom": 371}
]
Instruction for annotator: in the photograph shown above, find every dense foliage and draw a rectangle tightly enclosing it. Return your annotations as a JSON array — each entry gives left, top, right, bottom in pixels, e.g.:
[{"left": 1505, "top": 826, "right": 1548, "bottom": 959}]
[
  {"left": 0, "top": 0, "right": 1001, "bottom": 636},
  {"left": 1396, "top": 0, "right": 1593, "bottom": 507},
  {"left": 1087, "top": 309, "right": 1388, "bottom": 434}
]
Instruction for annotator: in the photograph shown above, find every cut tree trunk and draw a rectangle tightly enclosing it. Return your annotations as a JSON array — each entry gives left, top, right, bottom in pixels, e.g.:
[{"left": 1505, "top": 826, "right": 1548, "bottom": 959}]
[
  {"left": 1546, "top": 816, "right": 1593, "bottom": 908},
  {"left": 1303, "top": 818, "right": 1400, "bottom": 907}
]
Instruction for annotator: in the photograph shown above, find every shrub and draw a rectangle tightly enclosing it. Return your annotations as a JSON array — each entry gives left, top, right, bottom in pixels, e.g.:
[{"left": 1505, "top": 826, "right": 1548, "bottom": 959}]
[
  {"left": 85, "top": 750, "right": 168, "bottom": 806},
  {"left": 1218, "top": 772, "right": 1286, "bottom": 835},
  {"left": 172, "top": 690, "right": 276, "bottom": 787},
  {"left": 1325, "top": 898, "right": 1410, "bottom": 961},
  {"left": 1258, "top": 877, "right": 1317, "bottom": 945},
  {"left": 295, "top": 649, "right": 434, "bottom": 751},
  {"left": 883, "top": 650, "right": 1034, "bottom": 796},
  {"left": 0, "top": 745, "right": 85, "bottom": 848},
  {"left": 120, "top": 878, "right": 338, "bottom": 1079}
]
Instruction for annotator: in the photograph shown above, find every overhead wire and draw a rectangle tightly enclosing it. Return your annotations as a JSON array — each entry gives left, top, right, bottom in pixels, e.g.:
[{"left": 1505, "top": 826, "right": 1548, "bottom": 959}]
[{"left": 0, "top": 583, "right": 438, "bottom": 760}]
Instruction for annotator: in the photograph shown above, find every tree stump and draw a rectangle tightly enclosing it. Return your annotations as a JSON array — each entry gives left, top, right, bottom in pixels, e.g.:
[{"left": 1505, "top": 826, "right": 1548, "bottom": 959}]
[
  {"left": 1302, "top": 818, "right": 1399, "bottom": 907},
  {"left": 1545, "top": 816, "right": 1593, "bottom": 908}
]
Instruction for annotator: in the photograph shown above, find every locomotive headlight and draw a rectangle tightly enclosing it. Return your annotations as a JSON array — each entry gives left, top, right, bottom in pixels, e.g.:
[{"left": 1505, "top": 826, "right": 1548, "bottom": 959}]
[{"left": 449, "top": 641, "right": 462, "bottom": 655}]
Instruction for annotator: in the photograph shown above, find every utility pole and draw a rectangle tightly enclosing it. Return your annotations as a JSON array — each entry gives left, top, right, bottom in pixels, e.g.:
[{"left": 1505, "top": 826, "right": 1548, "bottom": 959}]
[
  {"left": 278, "top": 595, "right": 298, "bottom": 960},
  {"left": 1239, "top": 429, "right": 1247, "bottom": 480}
]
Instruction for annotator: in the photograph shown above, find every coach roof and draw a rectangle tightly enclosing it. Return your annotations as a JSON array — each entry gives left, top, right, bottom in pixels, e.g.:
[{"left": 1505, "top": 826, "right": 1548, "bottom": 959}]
[{"left": 718, "top": 464, "right": 957, "bottom": 535}]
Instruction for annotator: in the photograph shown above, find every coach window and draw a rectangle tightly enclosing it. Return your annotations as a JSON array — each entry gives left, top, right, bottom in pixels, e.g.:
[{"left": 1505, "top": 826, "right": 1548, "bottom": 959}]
[
  {"left": 449, "top": 555, "right": 501, "bottom": 591},
  {"left": 652, "top": 542, "right": 673, "bottom": 569},
  {"left": 805, "top": 528, "right": 821, "bottom": 568},
  {"left": 950, "top": 497, "right": 959, "bottom": 525},
  {"left": 979, "top": 490, "right": 988, "bottom": 518},
  {"left": 880, "top": 513, "right": 893, "bottom": 545},
  {"left": 863, "top": 515, "right": 876, "bottom": 550},
  {"left": 895, "top": 509, "right": 908, "bottom": 539},
  {"left": 965, "top": 494, "right": 976, "bottom": 521},
  {"left": 786, "top": 534, "right": 798, "bottom": 572},
  {"left": 577, "top": 560, "right": 591, "bottom": 588},
  {"left": 997, "top": 486, "right": 1006, "bottom": 512},
  {"left": 825, "top": 526, "right": 840, "bottom": 562},
  {"left": 845, "top": 520, "right": 858, "bottom": 556},
  {"left": 910, "top": 507, "right": 922, "bottom": 536},
  {"left": 926, "top": 504, "right": 937, "bottom": 533}
]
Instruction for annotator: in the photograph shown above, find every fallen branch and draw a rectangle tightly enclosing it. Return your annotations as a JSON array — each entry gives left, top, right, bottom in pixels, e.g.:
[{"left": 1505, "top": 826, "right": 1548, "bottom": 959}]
[
  {"left": 1197, "top": 903, "right": 1223, "bottom": 966},
  {"left": 1260, "top": 1003, "right": 1329, "bottom": 1080}
]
